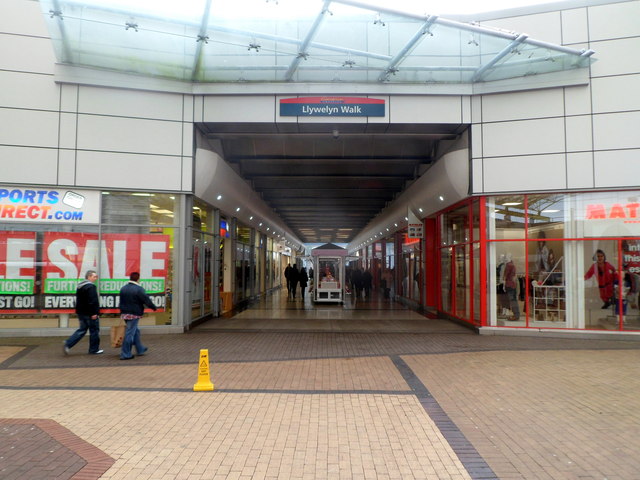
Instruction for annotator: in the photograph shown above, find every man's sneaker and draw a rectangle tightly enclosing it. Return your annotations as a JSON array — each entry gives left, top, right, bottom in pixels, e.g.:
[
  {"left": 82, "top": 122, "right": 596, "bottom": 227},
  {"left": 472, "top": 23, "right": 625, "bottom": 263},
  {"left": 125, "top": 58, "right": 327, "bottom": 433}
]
[
  {"left": 63, "top": 343, "right": 70, "bottom": 355},
  {"left": 90, "top": 350, "right": 104, "bottom": 355}
]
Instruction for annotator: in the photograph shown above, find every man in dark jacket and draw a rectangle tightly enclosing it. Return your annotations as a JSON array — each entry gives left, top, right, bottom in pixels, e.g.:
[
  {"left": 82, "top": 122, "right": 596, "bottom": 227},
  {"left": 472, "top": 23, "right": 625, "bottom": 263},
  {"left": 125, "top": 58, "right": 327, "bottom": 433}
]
[
  {"left": 64, "top": 270, "right": 102, "bottom": 355},
  {"left": 119, "top": 272, "right": 157, "bottom": 360}
]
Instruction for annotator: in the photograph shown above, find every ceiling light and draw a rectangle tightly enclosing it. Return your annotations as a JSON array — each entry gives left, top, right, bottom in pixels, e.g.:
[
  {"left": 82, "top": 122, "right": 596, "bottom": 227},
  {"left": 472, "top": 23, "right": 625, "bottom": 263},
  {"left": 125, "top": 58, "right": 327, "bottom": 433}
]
[
  {"left": 542, "top": 209, "right": 560, "bottom": 213},
  {"left": 249, "top": 216, "right": 253, "bottom": 220},
  {"left": 132, "top": 193, "right": 154, "bottom": 196},
  {"left": 404, "top": 217, "right": 408, "bottom": 221},
  {"left": 259, "top": 222, "right": 263, "bottom": 226},
  {"left": 439, "top": 195, "right": 444, "bottom": 201},
  {"left": 235, "top": 207, "right": 240, "bottom": 212},
  {"left": 502, "top": 202, "right": 522, "bottom": 206},
  {"left": 216, "top": 195, "right": 222, "bottom": 200}
]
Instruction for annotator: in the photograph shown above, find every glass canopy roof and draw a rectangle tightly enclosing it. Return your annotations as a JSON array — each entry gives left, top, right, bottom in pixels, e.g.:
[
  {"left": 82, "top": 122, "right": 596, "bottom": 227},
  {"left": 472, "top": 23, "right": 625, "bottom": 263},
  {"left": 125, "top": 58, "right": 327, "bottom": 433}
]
[{"left": 39, "top": 0, "right": 595, "bottom": 84}]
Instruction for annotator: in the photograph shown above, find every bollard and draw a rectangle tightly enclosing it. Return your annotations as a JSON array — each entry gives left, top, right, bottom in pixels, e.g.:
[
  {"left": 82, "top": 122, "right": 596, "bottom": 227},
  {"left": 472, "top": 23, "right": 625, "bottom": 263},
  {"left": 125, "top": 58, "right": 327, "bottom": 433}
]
[{"left": 193, "top": 349, "right": 214, "bottom": 391}]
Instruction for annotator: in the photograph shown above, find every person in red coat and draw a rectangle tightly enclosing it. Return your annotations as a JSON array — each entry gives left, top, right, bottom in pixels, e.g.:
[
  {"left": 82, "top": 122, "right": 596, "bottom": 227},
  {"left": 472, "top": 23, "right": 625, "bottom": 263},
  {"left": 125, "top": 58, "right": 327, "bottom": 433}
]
[{"left": 584, "top": 249, "right": 616, "bottom": 309}]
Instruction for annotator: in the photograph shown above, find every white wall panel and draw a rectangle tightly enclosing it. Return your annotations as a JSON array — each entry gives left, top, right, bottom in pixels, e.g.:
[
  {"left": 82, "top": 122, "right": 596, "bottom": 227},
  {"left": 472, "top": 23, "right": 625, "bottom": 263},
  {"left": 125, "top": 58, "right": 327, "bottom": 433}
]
[
  {"left": 482, "top": 12, "right": 562, "bottom": 45},
  {"left": 482, "top": 118, "right": 565, "bottom": 157},
  {"left": 193, "top": 96, "right": 204, "bottom": 122},
  {"left": 60, "top": 84, "right": 79, "bottom": 112},
  {"left": 592, "top": 111, "right": 640, "bottom": 150},
  {"left": 471, "top": 95, "right": 482, "bottom": 123},
  {"left": 592, "top": 75, "right": 640, "bottom": 113},
  {"left": 471, "top": 123, "right": 483, "bottom": 158},
  {"left": 565, "top": 115, "right": 592, "bottom": 152},
  {"left": 481, "top": 89, "right": 564, "bottom": 122},
  {"left": 0, "top": 71, "right": 59, "bottom": 111},
  {"left": 182, "top": 157, "right": 193, "bottom": 192},
  {"left": 564, "top": 84, "right": 592, "bottom": 116},
  {"left": 461, "top": 96, "right": 472, "bottom": 124},
  {"left": 57, "top": 149, "right": 76, "bottom": 186},
  {"left": 75, "top": 151, "right": 183, "bottom": 190},
  {"left": 76, "top": 115, "right": 183, "bottom": 155},
  {"left": 590, "top": 38, "right": 640, "bottom": 77},
  {"left": 78, "top": 86, "right": 184, "bottom": 121},
  {"left": 204, "top": 96, "right": 275, "bottom": 122},
  {"left": 588, "top": 1, "right": 640, "bottom": 41},
  {"left": 594, "top": 149, "right": 640, "bottom": 188},
  {"left": 471, "top": 158, "right": 484, "bottom": 193},
  {"left": 182, "top": 95, "right": 194, "bottom": 122},
  {"left": 561, "top": 8, "right": 589, "bottom": 45},
  {"left": 0, "top": 0, "right": 49, "bottom": 37},
  {"left": 182, "top": 123, "right": 193, "bottom": 157},
  {"left": 566, "top": 152, "right": 594, "bottom": 189},
  {"left": 0, "top": 34, "right": 55, "bottom": 74},
  {"left": 389, "top": 96, "right": 462, "bottom": 123},
  {"left": 0, "top": 146, "right": 58, "bottom": 184},
  {"left": 0, "top": 108, "right": 59, "bottom": 147},
  {"left": 483, "top": 154, "right": 566, "bottom": 192},
  {"left": 58, "top": 113, "right": 77, "bottom": 150}
]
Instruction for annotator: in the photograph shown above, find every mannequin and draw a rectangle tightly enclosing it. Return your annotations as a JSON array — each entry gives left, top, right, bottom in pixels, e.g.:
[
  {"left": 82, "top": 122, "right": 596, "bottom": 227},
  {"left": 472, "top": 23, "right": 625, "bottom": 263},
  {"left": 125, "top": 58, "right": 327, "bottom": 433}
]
[
  {"left": 504, "top": 253, "right": 520, "bottom": 321},
  {"left": 496, "top": 254, "right": 510, "bottom": 314}
]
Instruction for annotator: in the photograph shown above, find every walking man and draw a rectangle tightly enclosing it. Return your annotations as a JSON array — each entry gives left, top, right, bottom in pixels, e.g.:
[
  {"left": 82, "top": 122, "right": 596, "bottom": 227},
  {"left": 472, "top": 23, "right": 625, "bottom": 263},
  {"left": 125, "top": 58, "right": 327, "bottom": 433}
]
[
  {"left": 64, "top": 270, "right": 103, "bottom": 355},
  {"left": 119, "top": 272, "right": 157, "bottom": 360}
]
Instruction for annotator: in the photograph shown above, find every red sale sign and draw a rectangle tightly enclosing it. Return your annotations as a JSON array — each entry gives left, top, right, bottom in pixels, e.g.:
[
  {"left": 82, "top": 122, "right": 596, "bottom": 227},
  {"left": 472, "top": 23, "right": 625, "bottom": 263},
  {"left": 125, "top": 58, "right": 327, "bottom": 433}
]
[
  {"left": 41, "top": 232, "right": 169, "bottom": 313},
  {"left": 0, "top": 232, "right": 37, "bottom": 312}
]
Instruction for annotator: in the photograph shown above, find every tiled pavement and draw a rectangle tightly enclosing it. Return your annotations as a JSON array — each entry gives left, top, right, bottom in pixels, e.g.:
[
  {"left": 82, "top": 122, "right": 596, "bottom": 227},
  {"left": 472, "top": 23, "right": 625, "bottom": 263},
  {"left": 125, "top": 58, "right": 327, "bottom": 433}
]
[{"left": 2, "top": 294, "right": 640, "bottom": 479}]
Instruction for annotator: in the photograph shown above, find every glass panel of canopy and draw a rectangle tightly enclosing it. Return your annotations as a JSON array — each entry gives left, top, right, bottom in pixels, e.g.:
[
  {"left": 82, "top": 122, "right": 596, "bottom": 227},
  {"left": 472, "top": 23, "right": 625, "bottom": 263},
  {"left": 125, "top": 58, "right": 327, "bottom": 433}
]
[{"left": 39, "top": 0, "right": 595, "bottom": 84}]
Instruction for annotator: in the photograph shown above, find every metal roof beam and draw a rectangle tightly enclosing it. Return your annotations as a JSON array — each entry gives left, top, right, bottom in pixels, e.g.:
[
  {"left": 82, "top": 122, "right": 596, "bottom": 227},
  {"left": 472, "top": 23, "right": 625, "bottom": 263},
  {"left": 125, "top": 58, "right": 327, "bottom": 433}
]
[
  {"left": 378, "top": 15, "right": 439, "bottom": 82},
  {"left": 284, "top": 0, "right": 332, "bottom": 81},
  {"left": 472, "top": 33, "right": 528, "bottom": 82},
  {"left": 191, "top": 0, "right": 213, "bottom": 81}
]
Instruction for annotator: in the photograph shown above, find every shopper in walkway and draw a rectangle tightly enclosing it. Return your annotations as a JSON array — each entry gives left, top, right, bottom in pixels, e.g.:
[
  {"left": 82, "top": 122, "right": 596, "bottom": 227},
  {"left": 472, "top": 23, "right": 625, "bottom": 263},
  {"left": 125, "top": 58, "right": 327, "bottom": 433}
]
[
  {"left": 119, "top": 272, "right": 157, "bottom": 360},
  {"left": 299, "top": 266, "right": 309, "bottom": 300},
  {"left": 584, "top": 249, "right": 617, "bottom": 309},
  {"left": 64, "top": 270, "right": 103, "bottom": 355},
  {"left": 284, "top": 263, "right": 293, "bottom": 298},
  {"left": 289, "top": 265, "right": 300, "bottom": 299}
]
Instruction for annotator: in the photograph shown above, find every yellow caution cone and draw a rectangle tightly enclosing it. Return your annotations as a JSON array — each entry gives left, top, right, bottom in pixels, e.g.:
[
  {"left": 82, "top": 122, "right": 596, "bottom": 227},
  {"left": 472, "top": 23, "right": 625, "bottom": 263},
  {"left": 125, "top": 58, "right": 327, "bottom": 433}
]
[{"left": 193, "top": 349, "right": 214, "bottom": 391}]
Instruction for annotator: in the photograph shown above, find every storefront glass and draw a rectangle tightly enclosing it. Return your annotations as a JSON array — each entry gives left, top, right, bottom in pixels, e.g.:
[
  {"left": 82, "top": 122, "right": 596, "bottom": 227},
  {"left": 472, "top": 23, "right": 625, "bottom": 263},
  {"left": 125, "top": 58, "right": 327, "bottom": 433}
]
[
  {"left": 488, "top": 191, "right": 640, "bottom": 331},
  {"left": 0, "top": 189, "right": 180, "bottom": 329}
]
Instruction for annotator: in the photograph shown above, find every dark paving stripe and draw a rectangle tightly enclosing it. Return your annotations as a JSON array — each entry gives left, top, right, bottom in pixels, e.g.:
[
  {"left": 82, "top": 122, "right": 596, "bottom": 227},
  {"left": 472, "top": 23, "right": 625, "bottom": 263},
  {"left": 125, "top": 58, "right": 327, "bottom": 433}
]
[
  {"left": 0, "top": 345, "right": 37, "bottom": 368},
  {"left": 0, "top": 418, "right": 115, "bottom": 480},
  {"left": 0, "top": 385, "right": 414, "bottom": 395},
  {"left": 390, "top": 355, "right": 499, "bottom": 480}
]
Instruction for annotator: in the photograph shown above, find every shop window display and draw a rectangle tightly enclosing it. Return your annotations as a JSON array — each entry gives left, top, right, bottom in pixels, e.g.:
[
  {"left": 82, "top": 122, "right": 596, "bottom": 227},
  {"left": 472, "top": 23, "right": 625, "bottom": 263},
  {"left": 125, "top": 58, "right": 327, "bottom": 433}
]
[{"left": 488, "top": 190, "right": 640, "bottom": 331}]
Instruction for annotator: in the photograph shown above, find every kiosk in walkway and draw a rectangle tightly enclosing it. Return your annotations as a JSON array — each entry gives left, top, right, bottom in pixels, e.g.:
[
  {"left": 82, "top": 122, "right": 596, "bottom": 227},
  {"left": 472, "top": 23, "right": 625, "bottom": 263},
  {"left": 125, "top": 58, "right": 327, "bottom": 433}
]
[{"left": 311, "top": 243, "right": 347, "bottom": 303}]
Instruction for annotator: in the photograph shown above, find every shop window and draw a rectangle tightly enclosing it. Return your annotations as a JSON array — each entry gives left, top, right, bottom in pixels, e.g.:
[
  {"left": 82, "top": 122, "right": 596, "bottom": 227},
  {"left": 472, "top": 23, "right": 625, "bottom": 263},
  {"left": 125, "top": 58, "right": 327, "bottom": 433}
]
[
  {"left": 489, "top": 195, "right": 525, "bottom": 240},
  {"left": 440, "top": 248, "right": 452, "bottom": 313},
  {"left": 442, "top": 205, "right": 469, "bottom": 245},
  {"left": 582, "top": 240, "right": 620, "bottom": 330},
  {"left": 102, "top": 192, "right": 176, "bottom": 226},
  {"left": 529, "top": 240, "right": 566, "bottom": 326},
  {"left": 527, "top": 194, "right": 564, "bottom": 239},
  {"left": 491, "top": 242, "right": 526, "bottom": 326}
]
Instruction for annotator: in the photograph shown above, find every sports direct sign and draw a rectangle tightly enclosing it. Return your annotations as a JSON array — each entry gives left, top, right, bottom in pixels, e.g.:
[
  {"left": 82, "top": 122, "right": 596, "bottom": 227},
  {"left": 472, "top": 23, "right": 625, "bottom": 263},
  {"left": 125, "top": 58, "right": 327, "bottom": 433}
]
[{"left": 0, "top": 186, "right": 100, "bottom": 224}]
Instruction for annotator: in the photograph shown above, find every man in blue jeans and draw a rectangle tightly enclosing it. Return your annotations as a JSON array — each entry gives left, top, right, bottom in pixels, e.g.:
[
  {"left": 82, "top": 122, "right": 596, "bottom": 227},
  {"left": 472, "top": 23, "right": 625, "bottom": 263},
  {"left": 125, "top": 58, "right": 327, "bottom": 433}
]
[
  {"left": 64, "top": 270, "right": 103, "bottom": 355},
  {"left": 119, "top": 271, "right": 157, "bottom": 360}
]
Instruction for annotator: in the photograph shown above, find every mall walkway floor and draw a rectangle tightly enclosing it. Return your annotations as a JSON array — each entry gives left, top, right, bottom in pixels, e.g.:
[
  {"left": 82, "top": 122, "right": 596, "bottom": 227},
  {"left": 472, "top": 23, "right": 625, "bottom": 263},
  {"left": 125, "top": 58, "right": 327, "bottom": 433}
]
[{"left": 2, "top": 290, "right": 640, "bottom": 479}]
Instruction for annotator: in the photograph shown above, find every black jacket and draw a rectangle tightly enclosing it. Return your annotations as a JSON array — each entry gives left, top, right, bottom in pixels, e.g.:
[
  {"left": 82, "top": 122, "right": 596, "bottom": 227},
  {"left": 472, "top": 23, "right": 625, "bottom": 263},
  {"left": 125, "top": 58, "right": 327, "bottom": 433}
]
[
  {"left": 119, "top": 281, "right": 157, "bottom": 316},
  {"left": 75, "top": 280, "right": 100, "bottom": 316}
]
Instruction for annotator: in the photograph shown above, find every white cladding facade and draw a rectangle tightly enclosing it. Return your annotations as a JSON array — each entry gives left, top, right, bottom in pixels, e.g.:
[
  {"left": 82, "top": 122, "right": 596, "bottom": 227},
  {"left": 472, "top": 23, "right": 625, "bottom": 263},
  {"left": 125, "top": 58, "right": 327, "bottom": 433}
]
[
  {"left": 1, "top": 0, "right": 639, "bottom": 333},
  {"left": 2, "top": 0, "right": 638, "bottom": 197}
]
